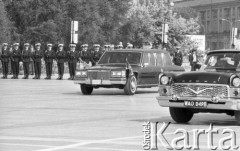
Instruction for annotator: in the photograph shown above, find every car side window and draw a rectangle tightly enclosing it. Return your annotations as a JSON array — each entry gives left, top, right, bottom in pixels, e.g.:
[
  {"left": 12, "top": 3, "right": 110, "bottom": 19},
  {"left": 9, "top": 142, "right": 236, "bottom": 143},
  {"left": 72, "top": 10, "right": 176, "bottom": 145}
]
[
  {"left": 157, "top": 53, "right": 172, "bottom": 66},
  {"left": 142, "top": 53, "right": 156, "bottom": 66},
  {"left": 156, "top": 53, "right": 163, "bottom": 66}
]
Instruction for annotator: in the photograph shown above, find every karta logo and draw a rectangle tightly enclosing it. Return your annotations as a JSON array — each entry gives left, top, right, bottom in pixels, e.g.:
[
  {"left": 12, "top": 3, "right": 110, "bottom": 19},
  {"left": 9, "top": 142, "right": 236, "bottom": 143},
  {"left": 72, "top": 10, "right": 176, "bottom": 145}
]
[{"left": 142, "top": 122, "right": 239, "bottom": 150}]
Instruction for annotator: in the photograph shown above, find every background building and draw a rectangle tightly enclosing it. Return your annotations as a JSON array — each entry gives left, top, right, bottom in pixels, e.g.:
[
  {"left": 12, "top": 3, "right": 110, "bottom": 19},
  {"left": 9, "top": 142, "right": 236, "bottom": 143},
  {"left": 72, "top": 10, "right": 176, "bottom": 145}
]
[{"left": 175, "top": 0, "right": 240, "bottom": 50}]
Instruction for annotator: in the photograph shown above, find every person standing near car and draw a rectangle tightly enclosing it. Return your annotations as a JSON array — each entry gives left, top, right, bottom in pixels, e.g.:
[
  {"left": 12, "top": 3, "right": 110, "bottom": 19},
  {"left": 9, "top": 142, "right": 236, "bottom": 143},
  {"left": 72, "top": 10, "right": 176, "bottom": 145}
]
[
  {"left": 189, "top": 49, "right": 198, "bottom": 71},
  {"left": 10, "top": 43, "right": 21, "bottom": 79},
  {"left": 173, "top": 46, "right": 183, "bottom": 66},
  {"left": 91, "top": 44, "right": 103, "bottom": 66},
  {"left": 80, "top": 44, "right": 91, "bottom": 66},
  {"left": 32, "top": 43, "right": 43, "bottom": 79},
  {"left": 67, "top": 44, "right": 79, "bottom": 80},
  {"left": 44, "top": 43, "right": 55, "bottom": 80},
  {"left": 21, "top": 43, "right": 31, "bottom": 79},
  {"left": 56, "top": 44, "right": 66, "bottom": 80},
  {"left": 0, "top": 43, "right": 10, "bottom": 79}
]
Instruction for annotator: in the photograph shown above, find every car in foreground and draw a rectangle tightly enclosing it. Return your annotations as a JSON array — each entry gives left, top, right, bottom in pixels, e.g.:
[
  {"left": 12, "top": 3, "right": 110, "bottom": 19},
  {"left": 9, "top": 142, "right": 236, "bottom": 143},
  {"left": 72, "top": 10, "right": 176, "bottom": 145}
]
[
  {"left": 157, "top": 49, "right": 240, "bottom": 124},
  {"left": 74, "top": 49, "right": 184, "bottom": 95}
]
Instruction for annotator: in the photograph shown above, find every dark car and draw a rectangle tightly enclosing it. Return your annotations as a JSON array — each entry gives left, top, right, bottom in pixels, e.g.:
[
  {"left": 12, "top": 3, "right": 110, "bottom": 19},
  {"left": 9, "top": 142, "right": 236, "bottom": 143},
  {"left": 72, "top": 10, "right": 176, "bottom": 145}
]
[
  {"left": 74, "top": 49, "right": 184, "bottom": 95},
  {"left": 157, "top": 49, "right": 240, "bottom": 124}
]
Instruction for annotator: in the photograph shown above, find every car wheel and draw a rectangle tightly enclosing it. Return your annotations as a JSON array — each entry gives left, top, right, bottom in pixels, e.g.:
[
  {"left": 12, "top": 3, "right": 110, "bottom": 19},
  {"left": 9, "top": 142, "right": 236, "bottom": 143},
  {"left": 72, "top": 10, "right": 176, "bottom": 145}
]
[
  {"left": 124, "top": 75, "right": 137, "bottom": 95},
  {"left": 80, "top": 84, "right": 93, "bottom": 95},
  {"left": 234, "top": 111, "right": 240, "bottom": 125},
  {"left": 169, "top": 107, "right": 194, "bottom": 123}
]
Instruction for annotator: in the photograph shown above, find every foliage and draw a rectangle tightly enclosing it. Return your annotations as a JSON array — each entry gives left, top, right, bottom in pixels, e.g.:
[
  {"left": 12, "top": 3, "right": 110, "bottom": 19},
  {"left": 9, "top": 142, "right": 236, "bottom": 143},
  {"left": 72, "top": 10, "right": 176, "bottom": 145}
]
[
  {"left": 0, "top": 0, "right": 11, "bottom": 43},
  {"left": 2, "top": 0, "right": 131, "bottom": 46}
]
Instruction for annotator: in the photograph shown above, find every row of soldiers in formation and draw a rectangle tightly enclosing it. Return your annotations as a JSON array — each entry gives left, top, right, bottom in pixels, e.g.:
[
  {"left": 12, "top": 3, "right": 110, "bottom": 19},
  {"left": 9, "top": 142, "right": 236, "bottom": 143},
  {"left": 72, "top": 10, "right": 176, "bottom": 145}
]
[{"left": 0, "top": 42, "right": 112, "bottom": 80}]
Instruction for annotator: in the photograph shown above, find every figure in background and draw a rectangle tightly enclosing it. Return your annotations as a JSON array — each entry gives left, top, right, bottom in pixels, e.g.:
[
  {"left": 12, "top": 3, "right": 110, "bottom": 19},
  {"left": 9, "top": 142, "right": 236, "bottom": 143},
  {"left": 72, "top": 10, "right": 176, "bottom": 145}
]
[
  {"left": 81, "top": 44, "right": 91, "bottom": 66},
  {"left": 32, "top": 43, "right": 43, "bottom": 79},
  {"left": 56, "top": 44, "right": 66, "bottom": 80},
  {"left": 91, "top": 44, "right": 103, "bottom": 66},
  {"left": 10, "top": 43, "right": 21, "bottom": 79},
  {"left": 0, "top": 43, "right": 10, "bottom": 79},
  {"left": 29, "top": 45, "right": 35, "bottom": 75},
  {"left": 173, "top": 46, "right": 183, "bottom": 66},
  {"left": 67, "top": 44, "right": 79, "bottom": 80},
  {"left": 189, "top": 49, "right": 200, "bottom": 71},
  {"left": 126, "top": 42, "right": 133, "bottom": 49},
  {"left": 44, "top": 43, "right": 55, "bottom": 80},
  {"left": 116, "top": 42, "right": 123, "bottom": 49},
  {"left": 21, "top": 43, "right": 31, "bottom": 79}
]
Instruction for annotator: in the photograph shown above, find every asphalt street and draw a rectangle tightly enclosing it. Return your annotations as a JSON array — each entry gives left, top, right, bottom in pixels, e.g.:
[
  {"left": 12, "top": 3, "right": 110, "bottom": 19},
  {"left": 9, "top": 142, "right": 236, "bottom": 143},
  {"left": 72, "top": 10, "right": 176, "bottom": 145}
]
[{"left": 0, "top": 74, "right": 239, "bottom": 151}]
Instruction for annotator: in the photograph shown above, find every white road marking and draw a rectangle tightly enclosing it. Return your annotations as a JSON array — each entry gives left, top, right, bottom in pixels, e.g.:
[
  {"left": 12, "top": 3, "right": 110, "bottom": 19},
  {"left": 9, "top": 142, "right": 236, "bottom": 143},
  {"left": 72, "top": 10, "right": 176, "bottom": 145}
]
[
  {"left": 0, "top": 143, "right": 56, "bottom": 148},
  {"left": 0, "top": 136, "right": 84, "bottom": 143},
  {"left": 35, "top": 135, "right": 142, "bottom": 151}
]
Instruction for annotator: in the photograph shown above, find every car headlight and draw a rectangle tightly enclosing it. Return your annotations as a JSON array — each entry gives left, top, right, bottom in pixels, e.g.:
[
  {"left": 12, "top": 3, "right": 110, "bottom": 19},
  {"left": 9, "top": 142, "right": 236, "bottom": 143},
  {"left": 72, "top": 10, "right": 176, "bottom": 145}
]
[
  {"left": 111, "top": 71, "right": 125, "bottom": 77},
  {"left": 77, "top": 71, "right": 87, "bottom": 77},
  {"left": 160, "top": 76, "right": 169, "bottom": 85},
  {"left": 232, "top": 77, "right": 240, "bottom": 87}
]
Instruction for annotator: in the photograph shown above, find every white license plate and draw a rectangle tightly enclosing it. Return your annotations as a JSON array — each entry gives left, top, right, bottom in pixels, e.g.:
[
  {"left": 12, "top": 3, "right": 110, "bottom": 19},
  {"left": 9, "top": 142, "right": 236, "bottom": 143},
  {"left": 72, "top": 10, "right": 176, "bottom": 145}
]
[
  {"left": 184, "top": 101, "right": 208, "bottom": 108},
  {"left": 92, "top": 80, "right": 101, "bottom": 85}
]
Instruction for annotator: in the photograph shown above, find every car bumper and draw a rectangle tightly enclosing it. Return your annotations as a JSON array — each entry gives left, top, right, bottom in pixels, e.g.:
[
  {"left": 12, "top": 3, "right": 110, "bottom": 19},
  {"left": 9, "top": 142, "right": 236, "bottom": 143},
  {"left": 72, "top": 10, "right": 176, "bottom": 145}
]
[
  {"left": 74, "top": 78, "right": 126, "bottom": 85},
  {"left": 156, "top": 96, "right": 240, "bottom": 111}
]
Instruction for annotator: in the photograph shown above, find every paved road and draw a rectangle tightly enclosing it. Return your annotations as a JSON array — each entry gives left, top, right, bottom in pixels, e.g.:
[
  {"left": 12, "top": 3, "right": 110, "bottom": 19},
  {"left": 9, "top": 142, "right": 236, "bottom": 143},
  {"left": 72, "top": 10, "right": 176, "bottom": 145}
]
[{"left": 0, "top": 75, "right": 239, "bottom": 151}]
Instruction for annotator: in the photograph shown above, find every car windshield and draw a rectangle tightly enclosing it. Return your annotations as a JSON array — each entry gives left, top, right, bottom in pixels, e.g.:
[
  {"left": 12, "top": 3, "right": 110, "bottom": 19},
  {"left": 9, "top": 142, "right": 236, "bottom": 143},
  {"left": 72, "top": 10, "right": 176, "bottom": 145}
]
[
  {"left": 205, "top": 52, "right": 240, "bottom": 70},
  {"left": 98, "top": 51, "right": 142, "bottom": 65}
]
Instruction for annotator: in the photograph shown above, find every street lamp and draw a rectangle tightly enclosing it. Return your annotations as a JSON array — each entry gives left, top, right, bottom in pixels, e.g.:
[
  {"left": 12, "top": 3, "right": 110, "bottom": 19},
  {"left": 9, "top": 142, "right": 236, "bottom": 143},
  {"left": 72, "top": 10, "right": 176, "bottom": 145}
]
[{"left": 221, "top": 18, "right": 240, "bottom": 48}]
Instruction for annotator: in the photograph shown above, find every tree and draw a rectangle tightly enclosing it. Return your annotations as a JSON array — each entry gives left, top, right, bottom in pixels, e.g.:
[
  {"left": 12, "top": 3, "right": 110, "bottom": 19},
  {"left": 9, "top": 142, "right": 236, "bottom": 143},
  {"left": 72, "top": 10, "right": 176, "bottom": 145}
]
[
  {"left": 120, "top": 1, "right": 200, "bottom": 49},
  {"left": 0, "top": 0, "right": 11, "bottom": 43}
]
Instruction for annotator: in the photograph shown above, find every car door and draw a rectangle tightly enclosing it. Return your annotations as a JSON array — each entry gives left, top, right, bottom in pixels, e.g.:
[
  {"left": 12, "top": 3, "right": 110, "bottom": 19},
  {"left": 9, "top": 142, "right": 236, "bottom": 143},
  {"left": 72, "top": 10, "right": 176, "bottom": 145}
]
[{"left": 138, "top": 52, "right": 156, "bottom": 85}]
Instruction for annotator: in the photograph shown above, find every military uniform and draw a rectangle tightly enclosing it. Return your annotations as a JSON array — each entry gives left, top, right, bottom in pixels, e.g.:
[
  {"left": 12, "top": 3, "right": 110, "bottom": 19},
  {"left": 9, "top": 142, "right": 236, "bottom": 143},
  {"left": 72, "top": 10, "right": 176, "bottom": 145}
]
[
  {"left": 0, "top": 43, "right": 10, "bottom": 79},
  {"left": 56, "top": 44, "right": 66, "bottom": 80},
  {"left": 21, "top": 43, "right": 31, "bottom": 79},
  {"left": 173, "top": 47, "right": 183, "bottom": 66},
  {"left": 91, "top": 44, "right": 103, "bottom": 66},
  {"left": 10, "top": 43, "right": 21, "bottom": 79},
  {"left": 67, "top": 44, "right": 79, "bottom": 80},
  {"left": 32, "top": 43, "right": 43, "bottom": 79},
  {"left": 44, "top": 44, "right": 55, "bottom": 79}
]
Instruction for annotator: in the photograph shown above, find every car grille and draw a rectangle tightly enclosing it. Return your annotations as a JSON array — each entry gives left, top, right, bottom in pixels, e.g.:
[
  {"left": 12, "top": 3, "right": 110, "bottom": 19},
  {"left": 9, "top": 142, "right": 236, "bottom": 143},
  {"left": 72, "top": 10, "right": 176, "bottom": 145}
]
[
  {"left": 87, "top": 70, "right": 110, "bottom": 80},
  {"left": 172, "top": 84, "right": 229, "bottom": 97}
]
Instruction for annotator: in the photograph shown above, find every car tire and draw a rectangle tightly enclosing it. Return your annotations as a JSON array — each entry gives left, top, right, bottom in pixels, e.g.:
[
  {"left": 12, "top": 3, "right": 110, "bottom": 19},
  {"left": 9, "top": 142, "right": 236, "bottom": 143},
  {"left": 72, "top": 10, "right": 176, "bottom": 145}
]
[
  {"left": 234, "top": 111, "right": 240, "bottom": 125},
  {"left": 169, "top": 107, "right": 194, "bottom": 123},
  {"left": 124, "top": 75, "right": 137, "bottom": 95},
  {"left": 80, "top": 84, "right": 93, "bottom": 95}
]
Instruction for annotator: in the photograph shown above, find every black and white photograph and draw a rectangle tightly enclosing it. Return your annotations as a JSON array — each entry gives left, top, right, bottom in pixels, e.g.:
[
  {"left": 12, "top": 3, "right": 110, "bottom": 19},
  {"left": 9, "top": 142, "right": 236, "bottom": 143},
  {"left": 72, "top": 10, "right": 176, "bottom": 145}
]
[{"left": 0, "top": 0, "right": 240, "bottom": 150}]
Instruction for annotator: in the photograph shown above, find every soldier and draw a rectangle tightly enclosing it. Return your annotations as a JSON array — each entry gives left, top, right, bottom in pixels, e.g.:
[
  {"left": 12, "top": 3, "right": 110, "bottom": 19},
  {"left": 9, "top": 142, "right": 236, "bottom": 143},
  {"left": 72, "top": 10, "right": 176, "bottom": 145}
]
[
  {"left": 32, "top": 43, "right": 43, "bottom": 79},
  {"left": 126, "top": 42, "right": 133, "bottom": 49},
  {"left": 91, "top": 44, "right": 103, "bottom": 66},
  {"left": 29, "top": 45, "right": 35, "bottom": 75},
  {"left": 56, "top": 44, "right": 66, "bottom": 80},
  {"left": 44, "top": 43, "right": 55, "bottom": 80},
  {"left": 0, "top": 43, "right": 10, "bottom": 79},
  {"left": 103, "top": 44, "right": 111, "bottom": 52},
  {"left": 80, "top": 44, "right": 91, "bottom": 65},
  {"left": 10, "top": 43, "right": 21, "bottom": 79},
  {"left": 173, "top": 46, "right": 183, "bottom": 66},
  {"left": 117, "top": 42, "right": 123, "bottom": 49},
  {"left": 67, "top": 44, "right": 79, "bottom": 80},
  {"left": 21, "top": 43, "right": 31, "bottom": 79}
]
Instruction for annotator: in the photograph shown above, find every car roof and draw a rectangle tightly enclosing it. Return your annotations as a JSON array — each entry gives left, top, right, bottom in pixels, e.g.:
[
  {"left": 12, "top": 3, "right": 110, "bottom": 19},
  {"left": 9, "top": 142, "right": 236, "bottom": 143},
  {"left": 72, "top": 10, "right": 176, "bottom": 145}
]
[
  {"left": 108, "top": 49, "right": 169, "bottom": 53},
  {"left": 208, "top": 49, "right": 240, "bottom": 54}
]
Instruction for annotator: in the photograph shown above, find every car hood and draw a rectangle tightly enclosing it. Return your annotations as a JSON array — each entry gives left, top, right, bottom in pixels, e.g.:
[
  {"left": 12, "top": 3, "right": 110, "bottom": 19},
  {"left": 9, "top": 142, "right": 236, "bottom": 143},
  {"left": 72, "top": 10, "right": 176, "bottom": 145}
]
[{"left": 173, "top": 71, "right": 235, "bottom": 84}]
